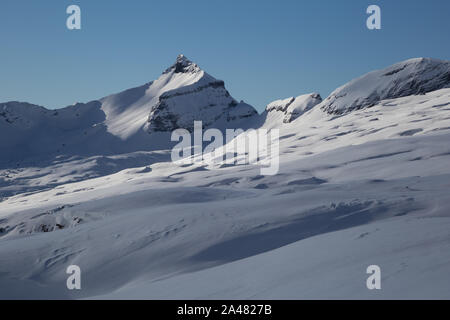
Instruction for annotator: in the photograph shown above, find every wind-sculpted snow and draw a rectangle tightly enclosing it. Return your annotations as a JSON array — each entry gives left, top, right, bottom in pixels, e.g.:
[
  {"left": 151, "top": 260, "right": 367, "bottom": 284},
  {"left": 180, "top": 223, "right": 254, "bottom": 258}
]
[
  {"left": 0, "top": 150, "right": 171, "bottom": 199},
  {"left": 1, "top": 58, "right": 450, "bottom": 299},
  {"left": 1, "top": 86, "right": 450, "bottom": 299},
  {"left": 320, "top": 58, "right": 450, "bottom": 114},
  {"left": 100, "top": 216, "right": 450, "bottom": 299}
]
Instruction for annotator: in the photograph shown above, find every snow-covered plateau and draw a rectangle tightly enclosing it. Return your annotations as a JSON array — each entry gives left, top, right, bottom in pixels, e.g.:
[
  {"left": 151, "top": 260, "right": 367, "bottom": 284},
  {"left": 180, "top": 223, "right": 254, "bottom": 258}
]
[{"left": 1, "top": 56, "right": 450, "bottom": 299}]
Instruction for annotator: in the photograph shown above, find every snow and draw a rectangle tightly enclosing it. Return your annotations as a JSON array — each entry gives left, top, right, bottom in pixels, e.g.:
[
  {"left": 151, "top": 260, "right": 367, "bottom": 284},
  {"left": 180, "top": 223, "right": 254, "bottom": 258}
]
[
  {"left": 99, "top": 217, "right": 450, "bottom": 299},
  {"left": 264, "top": 93, "right": 322, "bottom": 124},
  {"left": 0, "top": 55, "right": 257, "bottom": 167},
  {"left": 320, "top": 58, "right": 450, "bottom": 114},
  {"left": 1, "top": 57, "right": 450, "bottom": 299},
  {"left": 100, "top": 55, "right": 213, "bottom": 138}
]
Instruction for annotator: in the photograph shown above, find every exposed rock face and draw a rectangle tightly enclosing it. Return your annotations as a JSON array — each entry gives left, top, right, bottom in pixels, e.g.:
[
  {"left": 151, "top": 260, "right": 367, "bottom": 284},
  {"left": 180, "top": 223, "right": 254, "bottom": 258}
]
[
  {"left": 265, "top": 93, "right": 322, "bottom": 123},
  {"left": 146, "top": 55, "right": 258, "bottom": 132},
  {"left": 321, "top": 58, "right": 450, "bottom": 114},
  {"left": 0, "top": 54, "right": 259, "bottom": 165},
  {"left": 2, "top": 55, "right": 449, "bottom": 167},
  {"left": 162, "top": 54, "right": 202, "bottom": 75}
]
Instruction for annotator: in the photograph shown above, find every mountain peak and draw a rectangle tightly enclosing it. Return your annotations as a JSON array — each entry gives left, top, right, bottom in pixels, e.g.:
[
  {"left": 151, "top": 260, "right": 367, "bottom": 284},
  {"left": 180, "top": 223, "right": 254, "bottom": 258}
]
[
  {"left": 164, "top": 54, "right": 201, "bottom": 75},
  {"left": 176, "top": 54, "right": 189, "bottom": 64}
]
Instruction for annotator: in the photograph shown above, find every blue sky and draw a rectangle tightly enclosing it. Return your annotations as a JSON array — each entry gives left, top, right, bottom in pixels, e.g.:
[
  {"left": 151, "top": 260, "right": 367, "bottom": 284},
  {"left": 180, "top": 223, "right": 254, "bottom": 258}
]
[{"left": 1, "top": 0, "right": 449, "bottom": 112}]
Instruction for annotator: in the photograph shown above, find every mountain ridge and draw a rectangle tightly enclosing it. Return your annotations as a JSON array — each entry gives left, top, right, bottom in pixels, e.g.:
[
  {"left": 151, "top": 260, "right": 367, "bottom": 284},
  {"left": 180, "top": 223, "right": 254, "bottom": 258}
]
[
  {"left": 1, "top": 56, "right": 450, "bottom": 166},
  {"left": 0, "top": 55, "right": 259, "bottom": 165},
  {"left": 320, "top": 57, "right": 450, "bottom": 114}
]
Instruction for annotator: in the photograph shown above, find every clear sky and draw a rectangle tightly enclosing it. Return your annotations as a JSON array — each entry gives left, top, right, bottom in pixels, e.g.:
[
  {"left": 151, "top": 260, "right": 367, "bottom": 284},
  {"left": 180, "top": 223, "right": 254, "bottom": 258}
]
[{"left": 1, "top": 0, "right": 449, "bottom": 112}]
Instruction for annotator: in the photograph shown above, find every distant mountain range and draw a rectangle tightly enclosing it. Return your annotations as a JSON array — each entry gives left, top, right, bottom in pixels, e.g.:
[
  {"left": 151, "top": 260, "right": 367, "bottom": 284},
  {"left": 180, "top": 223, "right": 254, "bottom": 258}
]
[{"left": 1, "top": 55, "right": 449, "bottom": 168}]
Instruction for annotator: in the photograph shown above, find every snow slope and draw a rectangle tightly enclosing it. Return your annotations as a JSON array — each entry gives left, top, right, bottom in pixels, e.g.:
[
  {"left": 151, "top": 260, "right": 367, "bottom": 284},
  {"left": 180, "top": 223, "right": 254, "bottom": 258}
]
[
  {"left": 263, "top": 93, "right": 322, "bottom": 125},
  {"left": 0, "top": 55, "right": 258, "bottom": 168},
  {"left": 1, "top": 58, "right": 450, "bottom": 299},
  {"left": 321, "top": 58, "right": 450, "bottom": 114},
  {"left": 102, "top": 54, "right": 257, "bottom": 136},
  {"left": 100, "top": 216, "right": 450, "bottom": 299}
]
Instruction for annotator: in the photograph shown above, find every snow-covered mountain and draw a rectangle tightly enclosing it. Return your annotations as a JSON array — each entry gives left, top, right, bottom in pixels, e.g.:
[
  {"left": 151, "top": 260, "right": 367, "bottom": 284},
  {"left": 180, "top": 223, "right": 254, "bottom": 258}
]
[
  {"left": 146, "top": 55, "right": 257, "bottom": 132},
  {"left": 101, "top": 54, "right": 257, "bottom": 137},
  {"left": 263, "top": 93, "right": 322, "bottom": 126},
  {"left": 321, "top": 58, "right": 450, "bottom": 114},
  {"left": 1, "top": 57, "right": 450, "bottom": 299},
  {"left": 0, "top": 55, "right": 258, "bottom": 167}
]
